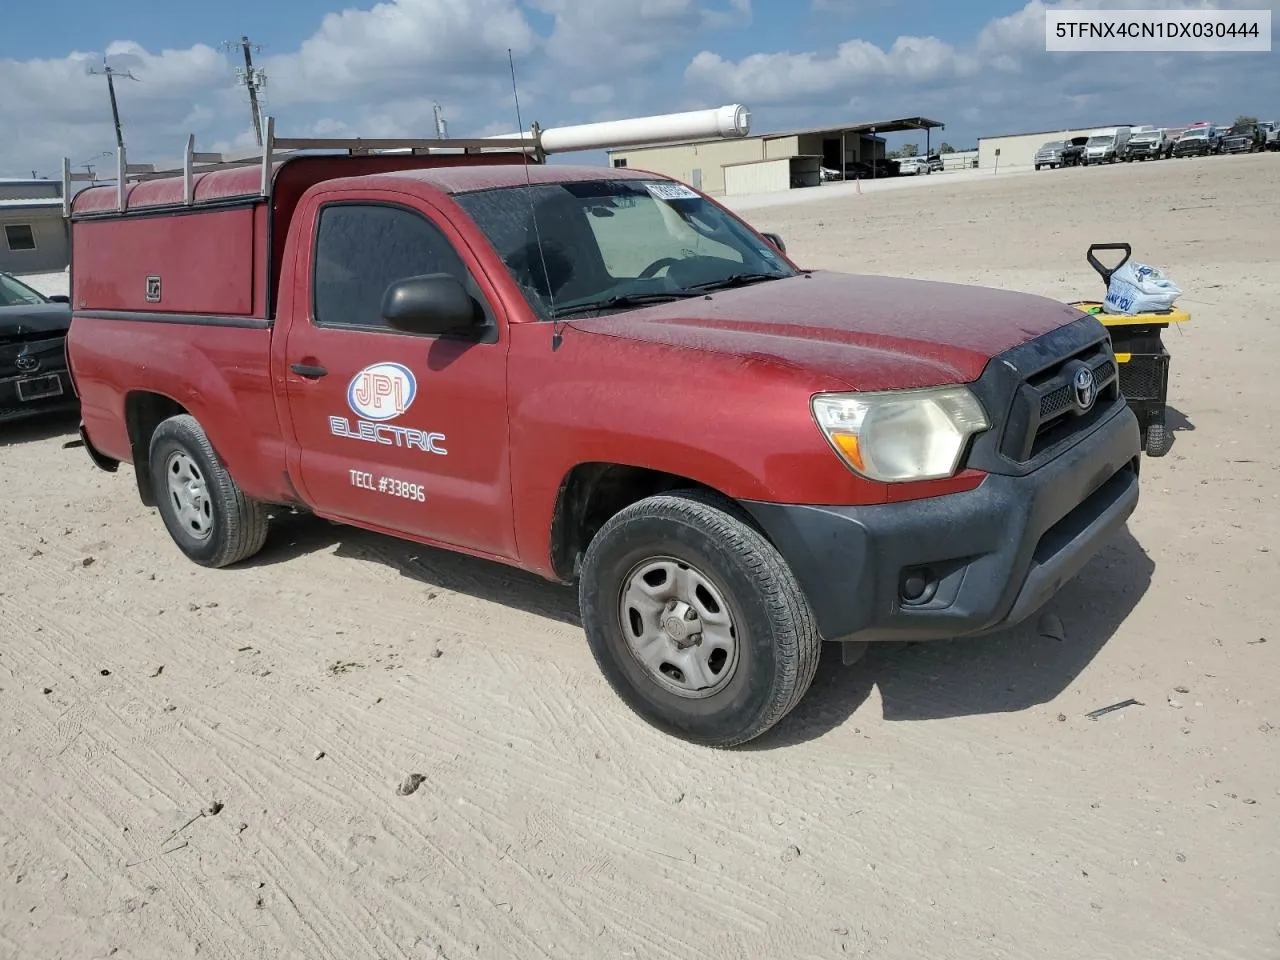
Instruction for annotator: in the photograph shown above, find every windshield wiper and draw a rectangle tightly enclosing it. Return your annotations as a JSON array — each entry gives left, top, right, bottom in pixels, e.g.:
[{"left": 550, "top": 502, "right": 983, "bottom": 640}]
[
  {"left": 684, "top": 272, "right": 785, "bottom": 294},
  {"left": 547, "top": 291, "right": 697, "bottom": 319}
]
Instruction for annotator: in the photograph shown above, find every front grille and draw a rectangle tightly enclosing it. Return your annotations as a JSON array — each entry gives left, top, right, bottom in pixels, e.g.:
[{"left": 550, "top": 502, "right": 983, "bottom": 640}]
[
  {"left": 962, "top": 317, "right": 1124, "bottom": 478},
  {"left": 998, "top": 341, "right": 1121, "bottom": 464},
  {"left": 0, "top": 335, "right": 67, "bottom": 379}
]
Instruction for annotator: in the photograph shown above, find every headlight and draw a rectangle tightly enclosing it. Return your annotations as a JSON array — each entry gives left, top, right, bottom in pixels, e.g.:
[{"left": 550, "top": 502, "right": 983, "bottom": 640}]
[{"left": 811, "top": 386, "right": 990, "bottom": 483}]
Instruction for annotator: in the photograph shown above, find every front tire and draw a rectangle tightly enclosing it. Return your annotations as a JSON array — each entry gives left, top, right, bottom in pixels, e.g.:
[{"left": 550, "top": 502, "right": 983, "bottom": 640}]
[
  {"left": 578, "top": 490, "right": 821, "bottom": 747},
  {"left": 148, "top": 414, "right": 269, "bottom": 568}
]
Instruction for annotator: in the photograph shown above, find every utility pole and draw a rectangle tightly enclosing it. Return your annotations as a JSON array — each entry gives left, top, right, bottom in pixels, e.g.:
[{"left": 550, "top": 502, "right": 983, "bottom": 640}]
[
  {"left": 224, "top": 36, "right": 267, "bottom": 146},
  {"left": 87, "top": 59, "right": 139, "bottom": 150},
  {"left": 433, "top": 102, "right": 449, "bottom": 139}
]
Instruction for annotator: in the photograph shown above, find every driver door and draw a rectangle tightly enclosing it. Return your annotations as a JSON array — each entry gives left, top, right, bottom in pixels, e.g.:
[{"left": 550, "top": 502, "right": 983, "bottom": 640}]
[{"left": 278, "top": 190, "right": 516, "bottom": 560}]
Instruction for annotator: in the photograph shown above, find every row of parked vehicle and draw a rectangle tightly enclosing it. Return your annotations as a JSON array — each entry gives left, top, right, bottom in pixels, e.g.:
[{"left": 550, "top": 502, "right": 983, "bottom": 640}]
[
  {"left": 1035, "top": 119, "right": 1278, "bottom": 170},
  {"left": 818, "top": 154, "right": 944, "bottom": 181}
]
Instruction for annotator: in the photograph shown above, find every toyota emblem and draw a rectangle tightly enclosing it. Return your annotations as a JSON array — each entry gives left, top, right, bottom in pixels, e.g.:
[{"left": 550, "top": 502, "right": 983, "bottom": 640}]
[
  {"left": 1073, "top": 365, "right": 1096, "bottom": 411},
  {"left": 15, "top": 355, "right": 38, "bottom": 373}
]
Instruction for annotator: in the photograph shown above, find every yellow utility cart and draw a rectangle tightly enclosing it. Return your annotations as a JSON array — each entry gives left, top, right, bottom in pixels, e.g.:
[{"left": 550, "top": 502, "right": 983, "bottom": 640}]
[{"left": 1069, "top": 243, "right": 1189, "bottom": 458}]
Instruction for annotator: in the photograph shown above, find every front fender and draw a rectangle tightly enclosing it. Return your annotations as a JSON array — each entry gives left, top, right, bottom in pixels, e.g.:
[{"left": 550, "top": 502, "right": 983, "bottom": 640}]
[{"left": 505, "top": 323, "right": 881, "bottom": 578}]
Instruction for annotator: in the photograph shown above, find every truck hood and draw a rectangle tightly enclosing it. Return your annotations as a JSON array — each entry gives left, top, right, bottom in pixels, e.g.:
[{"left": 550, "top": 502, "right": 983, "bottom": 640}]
[
  {"left": 0, "top": 301, "right": 71, "bottom": 338},
  {"left": 567, "top": 270, "right": 1088, "bottom": 391}
]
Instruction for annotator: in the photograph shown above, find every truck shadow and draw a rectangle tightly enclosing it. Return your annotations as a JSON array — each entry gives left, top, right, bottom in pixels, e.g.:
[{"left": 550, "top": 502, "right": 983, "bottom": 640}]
[
  {"left": 746, "top": 523, "right": 1155, "bottom": 749},
  {"left": 250, "top": 510, "right": 582, "bottom": 626},
  {"left": 249, "top": 513, "right": 1153, "bottom": 747},
  {"left": 0, "top": 411, "right": 81, "bottom": 447}
]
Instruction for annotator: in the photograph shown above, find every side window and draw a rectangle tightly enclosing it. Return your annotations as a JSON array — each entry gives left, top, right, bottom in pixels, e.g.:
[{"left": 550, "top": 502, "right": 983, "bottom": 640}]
[{"left": 312, "top": 202, "right": 489, "bottom": 331}]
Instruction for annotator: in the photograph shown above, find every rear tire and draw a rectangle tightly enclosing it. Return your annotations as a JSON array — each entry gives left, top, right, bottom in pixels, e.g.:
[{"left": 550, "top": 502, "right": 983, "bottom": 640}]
[
  {"left": 148, "top": 414, "right": 269, "bottom": 568},
  {"left": 578, "top": 490, "right": 821, "bottom": 748}
]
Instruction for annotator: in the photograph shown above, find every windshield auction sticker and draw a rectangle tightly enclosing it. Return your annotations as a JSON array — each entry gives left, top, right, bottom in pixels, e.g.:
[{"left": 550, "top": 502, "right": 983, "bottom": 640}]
[
  {"left": 1046, "top": 9, "right": 1271, "bottom": 52},
  {"left": 645, "top": 182, "right": 701, "bottom": 201}
]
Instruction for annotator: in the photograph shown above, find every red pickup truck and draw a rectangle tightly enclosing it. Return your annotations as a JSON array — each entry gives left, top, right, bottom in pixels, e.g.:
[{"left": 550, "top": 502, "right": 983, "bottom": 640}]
[{"left": 65, "top": 134, "right": 1141, "bottom": 746}]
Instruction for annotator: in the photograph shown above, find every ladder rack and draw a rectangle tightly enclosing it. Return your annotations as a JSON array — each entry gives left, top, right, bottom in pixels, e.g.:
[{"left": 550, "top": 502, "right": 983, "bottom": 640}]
[{"left": 62, "top": 114, "right": 542, "bottom": 216}]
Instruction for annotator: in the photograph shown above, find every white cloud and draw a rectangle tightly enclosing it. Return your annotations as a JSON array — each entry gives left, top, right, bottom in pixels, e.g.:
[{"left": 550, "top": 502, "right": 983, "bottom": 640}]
[
  {"left": 528, "top": 0, "right": 751, "bottom": 73},
  {"left": 262, "top": 0, "right": 538, "bottom": 107},
  {"left": 0, "top": 0, "right": 755, "bottom": 178},
  {"left": 685, "top": 35, "right": 979, "bottom": 104},
  {"left": 1, "top": 0, "right": 1275, "bottom": 179},
  {"left": 687, "top": 0, "right": 1279, "bottom": 144}
]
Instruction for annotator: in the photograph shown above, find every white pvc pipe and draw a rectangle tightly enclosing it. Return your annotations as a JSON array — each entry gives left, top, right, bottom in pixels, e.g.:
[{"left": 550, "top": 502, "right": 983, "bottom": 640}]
[{"left": 490, "top": 104, "right": 751, "bottom": 154}]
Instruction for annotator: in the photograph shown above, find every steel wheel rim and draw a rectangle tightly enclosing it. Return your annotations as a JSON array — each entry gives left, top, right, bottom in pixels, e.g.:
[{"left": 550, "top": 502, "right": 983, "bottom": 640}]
[
  {"left": 617, "top": 555, "right": 740, "bottom": 699},
  {"left": 165, "top": 450, "right": 214, "bottom": 541}
]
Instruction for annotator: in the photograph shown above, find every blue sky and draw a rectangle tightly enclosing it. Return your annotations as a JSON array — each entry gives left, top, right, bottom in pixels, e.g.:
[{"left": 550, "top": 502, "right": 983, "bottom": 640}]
[{"left": 2, "top": 0, "right": 1276, "bottom": 177}]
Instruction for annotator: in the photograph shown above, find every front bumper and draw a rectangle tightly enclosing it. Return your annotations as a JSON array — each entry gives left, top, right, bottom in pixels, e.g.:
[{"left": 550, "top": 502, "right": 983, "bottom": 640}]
[
  {"left": 0, "top": 336, "right": 78, "bottom": 425},
  {"left": 741, "top": 402, "right": 1141, "bottom": 644}
]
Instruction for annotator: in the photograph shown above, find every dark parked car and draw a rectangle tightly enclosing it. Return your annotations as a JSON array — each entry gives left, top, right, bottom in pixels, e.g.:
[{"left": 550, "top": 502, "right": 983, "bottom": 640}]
[
  {"left": 1034, "top": 140, "right": 1066, "bottom": 170},
  {"left": 1060, "top": 136, "right": 1089, "bottom": 167},
  {"left": 1171, "top": 125, "right": 1220, "bottom": 157},
  {"left": 1220, "top": 122, "right": 1266, "bottom": 154},
  {"left": 1, "top": 272, "right": 77, "bottom": 425}
]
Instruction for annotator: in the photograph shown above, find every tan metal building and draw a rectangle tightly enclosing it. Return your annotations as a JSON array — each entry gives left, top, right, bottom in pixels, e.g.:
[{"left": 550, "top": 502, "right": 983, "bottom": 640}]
[
  {"left": 606, "top": 117, "right": 945, "bottom": 196},
  {"left": 977, "top": 124, "right": 1137, "bottom": 169},
  {"left": 0, "top": 178, "right": 70, "bottom": 275}
]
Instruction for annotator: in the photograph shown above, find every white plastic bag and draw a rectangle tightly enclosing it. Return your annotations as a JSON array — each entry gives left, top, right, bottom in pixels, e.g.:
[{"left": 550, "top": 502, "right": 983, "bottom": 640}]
[{"left": 1102, "top": 260, "right": 1182, "bottom": 315}]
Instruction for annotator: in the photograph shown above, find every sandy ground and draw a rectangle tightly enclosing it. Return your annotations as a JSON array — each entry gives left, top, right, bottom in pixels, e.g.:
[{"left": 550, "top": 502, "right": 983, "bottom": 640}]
[{"left": 3, "top": 153, "right": 1278, "bottom": 960}]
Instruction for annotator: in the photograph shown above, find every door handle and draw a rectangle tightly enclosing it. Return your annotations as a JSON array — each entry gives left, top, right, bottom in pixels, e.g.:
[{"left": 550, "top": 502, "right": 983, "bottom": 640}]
[{"left": 290, "top": 362, "right": 328, "bottom": 379}]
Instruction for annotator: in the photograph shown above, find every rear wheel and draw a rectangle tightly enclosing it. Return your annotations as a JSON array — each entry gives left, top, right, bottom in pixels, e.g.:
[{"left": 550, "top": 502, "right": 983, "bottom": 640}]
[
  {"left": 148, "top": 414, "right": 269, "bottom": 567},
  {"left": 578, "top": 490, "right": 821, "bottom": 747}
]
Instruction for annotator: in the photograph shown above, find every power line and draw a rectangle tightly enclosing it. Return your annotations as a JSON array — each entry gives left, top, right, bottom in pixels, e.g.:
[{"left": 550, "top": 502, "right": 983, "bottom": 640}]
[
  {"left": 223, "top": 36, "right": 267, "bottom": 146},
  {"left": 85, "top": 58, "right": 138, "bottom": 150}
]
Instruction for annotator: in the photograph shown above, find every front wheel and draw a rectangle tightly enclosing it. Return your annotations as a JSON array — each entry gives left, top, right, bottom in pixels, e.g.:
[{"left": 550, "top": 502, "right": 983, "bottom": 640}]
[
  {"left": 148, "top": 414, "right": 269, "bottom": 568},
  {"left": 578, "top": 491, "right": 822, "bottom": 747}
]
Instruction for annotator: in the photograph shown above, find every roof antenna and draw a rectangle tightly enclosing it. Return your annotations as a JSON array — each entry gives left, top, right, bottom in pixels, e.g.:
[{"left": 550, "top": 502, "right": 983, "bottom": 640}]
[{"left": 507, "top": 48, "right": 562, "bottom": 351}]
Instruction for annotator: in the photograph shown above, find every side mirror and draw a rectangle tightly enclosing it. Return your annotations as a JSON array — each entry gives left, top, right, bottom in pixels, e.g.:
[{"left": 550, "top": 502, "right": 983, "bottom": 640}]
[
  {"left": 47, "top": 294, "right": 70, "bottom": 303},
  {"left": 762, "top": 232, "right": 786, "bottom": 254},
  {"left": 381, "top": 274, "right": 480, "bottom": 335}
]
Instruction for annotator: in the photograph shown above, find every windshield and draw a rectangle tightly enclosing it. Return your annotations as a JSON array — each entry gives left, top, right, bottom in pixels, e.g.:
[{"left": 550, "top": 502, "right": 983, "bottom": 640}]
[
  {"left": 1086, "top": 136, "right": 1114, "bottom": 146},
  {"left": 1041, "top": 141, "right": 1064, "bottom": 150},
  {"left": 0, "top": 273, "right": 48, "bottom": 308},
  {"left": 1182, "top": 128, "right": 1207, "bottom": 138},
  {"left": 452, "top": 178, "right": 796, "bottom": 319},
  {"left": 1132, "top": 133, "right": 1157, "bottom": 142}
]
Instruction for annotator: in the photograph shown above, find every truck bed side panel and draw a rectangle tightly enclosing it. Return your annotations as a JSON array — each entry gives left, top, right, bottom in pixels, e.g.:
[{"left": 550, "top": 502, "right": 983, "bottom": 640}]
[
  {"left": 72, "top": 207, "right": 259, "bottom": 317},
  {"left": 69, "top": 318, "right": 293, "bottom": 504}
]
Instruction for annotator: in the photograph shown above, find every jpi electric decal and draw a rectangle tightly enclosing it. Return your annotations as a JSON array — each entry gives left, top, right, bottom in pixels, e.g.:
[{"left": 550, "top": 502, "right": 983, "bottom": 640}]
[{"left": 327, "top": 361, "right": 448, "bottom": 455}]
